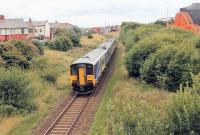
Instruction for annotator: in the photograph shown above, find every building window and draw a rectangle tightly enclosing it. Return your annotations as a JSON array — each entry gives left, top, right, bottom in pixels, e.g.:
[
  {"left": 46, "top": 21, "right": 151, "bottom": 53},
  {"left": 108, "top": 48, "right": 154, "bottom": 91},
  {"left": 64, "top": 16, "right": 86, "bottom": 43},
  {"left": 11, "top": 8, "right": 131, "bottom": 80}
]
[
  {"left": 35, "top": 29, "right": 37, "bottom": 33},
  {"left": 40, "top": 29, "right": 42, "bottom": 33},
  {"left": 10, "top": 29, "right": 15, "bottom": 34},
  {"left": 21, "top": 28, "right": 24, "bottom": 34},
  {"left": 29, "top": 29, "right": 33, "bottom": 33}
]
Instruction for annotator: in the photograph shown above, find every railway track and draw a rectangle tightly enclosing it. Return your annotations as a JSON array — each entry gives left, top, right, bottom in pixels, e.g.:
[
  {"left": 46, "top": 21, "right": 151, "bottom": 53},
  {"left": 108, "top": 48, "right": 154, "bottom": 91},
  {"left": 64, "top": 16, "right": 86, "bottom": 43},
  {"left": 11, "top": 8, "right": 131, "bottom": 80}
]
[{"left": 43, "top": 94, "right": 91, "bottom": 135}]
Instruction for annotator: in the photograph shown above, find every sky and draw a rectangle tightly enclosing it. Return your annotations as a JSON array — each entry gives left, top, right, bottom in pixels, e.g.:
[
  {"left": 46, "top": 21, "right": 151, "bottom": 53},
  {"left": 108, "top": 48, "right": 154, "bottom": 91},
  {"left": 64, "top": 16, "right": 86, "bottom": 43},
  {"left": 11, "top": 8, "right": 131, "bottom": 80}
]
[{"left": 0, "top": 0, "right": 200, "bottom": 27}]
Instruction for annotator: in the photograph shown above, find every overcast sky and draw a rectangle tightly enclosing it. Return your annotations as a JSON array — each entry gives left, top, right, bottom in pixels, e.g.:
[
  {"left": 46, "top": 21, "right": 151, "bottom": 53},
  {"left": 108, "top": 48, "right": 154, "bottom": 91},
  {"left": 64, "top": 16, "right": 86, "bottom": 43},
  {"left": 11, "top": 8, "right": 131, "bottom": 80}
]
[{"left": 0, "top": 0, "right": 199, "bottom": 27}]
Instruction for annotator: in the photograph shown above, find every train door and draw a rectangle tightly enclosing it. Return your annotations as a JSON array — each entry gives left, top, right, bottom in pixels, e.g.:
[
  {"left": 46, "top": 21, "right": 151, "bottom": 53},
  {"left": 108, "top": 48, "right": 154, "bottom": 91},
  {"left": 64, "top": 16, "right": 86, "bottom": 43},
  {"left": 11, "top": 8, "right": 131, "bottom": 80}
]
[{"left": 78, "top": 66, "right": 86, "bottom": 86}]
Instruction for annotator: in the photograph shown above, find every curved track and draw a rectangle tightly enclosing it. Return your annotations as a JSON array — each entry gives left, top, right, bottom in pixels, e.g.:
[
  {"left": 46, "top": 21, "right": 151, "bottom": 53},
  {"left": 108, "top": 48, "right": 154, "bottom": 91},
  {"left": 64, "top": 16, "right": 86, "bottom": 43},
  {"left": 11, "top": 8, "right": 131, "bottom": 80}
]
[{"left": 43, "top": 94, "right": 91, "bottom": 135}]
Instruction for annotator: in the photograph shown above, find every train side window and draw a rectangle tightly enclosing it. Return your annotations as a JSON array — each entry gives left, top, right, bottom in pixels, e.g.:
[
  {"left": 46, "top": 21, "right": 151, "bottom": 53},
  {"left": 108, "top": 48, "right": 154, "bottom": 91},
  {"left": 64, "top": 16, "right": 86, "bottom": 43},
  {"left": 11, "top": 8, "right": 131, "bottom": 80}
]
[
  {"left": 71, "top": 65, "right": 77, "bottom": 75},
  {"left": 86, "top": 65, "right": 93, "bottom": 75}
]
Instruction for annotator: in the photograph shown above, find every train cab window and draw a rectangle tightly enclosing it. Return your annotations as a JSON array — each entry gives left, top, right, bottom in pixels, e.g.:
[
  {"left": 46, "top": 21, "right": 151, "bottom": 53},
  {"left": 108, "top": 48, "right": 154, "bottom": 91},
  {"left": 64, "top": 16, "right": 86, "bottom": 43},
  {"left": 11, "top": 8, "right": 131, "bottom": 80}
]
[
  {"left": 86, "top": 65, "right": 93, "bottom": 75},
  {"left": 71, "top": 65, "right": 77, "bottom": 75}
]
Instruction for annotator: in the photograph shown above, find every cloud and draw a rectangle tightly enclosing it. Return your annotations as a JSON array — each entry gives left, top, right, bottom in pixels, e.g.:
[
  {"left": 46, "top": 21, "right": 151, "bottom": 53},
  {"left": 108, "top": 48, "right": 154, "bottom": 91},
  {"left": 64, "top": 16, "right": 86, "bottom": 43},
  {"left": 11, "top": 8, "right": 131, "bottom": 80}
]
[{"left": 0, "top": 0, "right": 199, "bottom": 27}]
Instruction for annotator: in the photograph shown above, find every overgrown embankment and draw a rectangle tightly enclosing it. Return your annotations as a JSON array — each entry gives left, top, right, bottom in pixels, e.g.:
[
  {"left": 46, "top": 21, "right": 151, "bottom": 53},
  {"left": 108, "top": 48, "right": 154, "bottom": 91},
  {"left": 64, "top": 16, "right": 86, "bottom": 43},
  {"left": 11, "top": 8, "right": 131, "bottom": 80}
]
[
  {"left": 0, "top": 32, "right": 105, "bottom": 135},
  {"left": 90, "top": 23, "right": 200, "bottom": 135}
]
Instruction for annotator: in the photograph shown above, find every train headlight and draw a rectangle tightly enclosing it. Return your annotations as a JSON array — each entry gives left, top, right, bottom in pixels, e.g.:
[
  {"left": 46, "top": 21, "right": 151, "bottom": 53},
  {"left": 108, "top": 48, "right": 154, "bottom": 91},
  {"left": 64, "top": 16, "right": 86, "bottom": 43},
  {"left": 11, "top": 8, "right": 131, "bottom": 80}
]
[
  {"left": 88, "top": 80, "right": 93, "bottom": 83},
  {"left": 72, "top": 80, "right": 77, "bottom": 84}
]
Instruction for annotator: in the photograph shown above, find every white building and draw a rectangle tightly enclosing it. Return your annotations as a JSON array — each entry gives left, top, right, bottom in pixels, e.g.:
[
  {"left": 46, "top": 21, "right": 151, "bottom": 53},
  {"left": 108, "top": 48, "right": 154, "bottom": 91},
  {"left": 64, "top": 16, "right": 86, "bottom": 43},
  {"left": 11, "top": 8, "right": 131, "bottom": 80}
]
[
  {"left": 27, "top": 19, "right": 50, "bottom": 40},
  {"left": 0, "top": 15, "right": 28, "bottom": 41}
]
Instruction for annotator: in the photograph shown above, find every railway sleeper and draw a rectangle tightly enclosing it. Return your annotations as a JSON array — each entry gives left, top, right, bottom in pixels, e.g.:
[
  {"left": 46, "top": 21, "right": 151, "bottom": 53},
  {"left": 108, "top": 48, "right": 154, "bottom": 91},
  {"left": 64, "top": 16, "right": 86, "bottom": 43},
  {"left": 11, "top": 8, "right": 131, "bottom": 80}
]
[
  {"left": 52, "top": 128, "right": 69, "bottom": 131},
  {"left": 55, "top": 123, "right": 71, "bottom": 128},
  {"left": 49, "top": 131, "right": 67, "bottom": 134}
]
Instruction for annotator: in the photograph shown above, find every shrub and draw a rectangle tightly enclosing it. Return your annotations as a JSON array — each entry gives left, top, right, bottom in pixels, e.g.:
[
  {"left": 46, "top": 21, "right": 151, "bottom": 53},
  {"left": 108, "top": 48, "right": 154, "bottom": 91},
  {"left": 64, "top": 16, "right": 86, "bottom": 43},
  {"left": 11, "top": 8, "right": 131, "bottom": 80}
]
[
  {"left": 123, "top": 23, "right": 200, "bottom": 91},
  {"left": 140, "top": 45, "right": 200, "bottom": 91},
  {"left": 49, "top": 36, "right": 73, "bottom": 51},
  {"left": 108, "top": 97, "right": 168, "bottom": 135},
  {"left": 32, "top": 40, "right": 45, "bottom": 55},
  {"left": 125, "top": 38, "right": 161, "bottom": 77},
  {"left": 154, "top": 20, "right": 166, "bottom": 26},
  {"left": 1, "top": 51, "right": 30, "bottom": 69},
  {"left": 49, "top": 27, "right": 81, "bottom": 51},
  {"left": 48, "top": 28, "right": 76, "bottom": 51},
  {"left": 167, "top": 90, "right": 200, "bottom": 134},
  {"left": 12, "top": 40, "right": 33, "bottom": 61},
  {"left": 70, "top": 27, "right": 81, "bottom": 47},
  {"left": 88, "top": 34, "right": 93, "bottom": 39},
  {"left": 0, "top": 40, "right": 40, "bottom": 69},
  {"left": 120, "top": 23, "right": 163, "bottom": 49},
  {"left": 0, "top": 68, "right": 35, "bottom": 115}
]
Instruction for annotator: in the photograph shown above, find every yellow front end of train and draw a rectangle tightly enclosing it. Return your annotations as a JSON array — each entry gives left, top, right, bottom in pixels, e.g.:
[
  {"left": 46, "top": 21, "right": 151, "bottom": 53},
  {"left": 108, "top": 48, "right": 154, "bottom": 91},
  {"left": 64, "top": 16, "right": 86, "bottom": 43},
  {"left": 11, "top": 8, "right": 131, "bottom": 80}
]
[{"left": 70, "top": 64, "right": 96, "bottom": 94}]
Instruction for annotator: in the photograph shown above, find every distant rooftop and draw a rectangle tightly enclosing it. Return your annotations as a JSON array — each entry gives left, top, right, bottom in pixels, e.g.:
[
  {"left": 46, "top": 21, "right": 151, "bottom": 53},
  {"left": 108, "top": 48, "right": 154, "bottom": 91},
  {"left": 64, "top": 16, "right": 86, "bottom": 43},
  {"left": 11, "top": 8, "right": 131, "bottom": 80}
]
[
  {"left": 180, "top": 3, "right": 200, "bottom": 25},
  {"left": 181, "top": 3, "right": 200, "bottom": 10},
  {"left": 50, "top": 22, "right": 73, "bottom": 29},
  {"left": 31, "top": 21, "right": 48, "bottom": 27},
  {"left": 0, "top": 19, "right": 28, "bottom": 29}
]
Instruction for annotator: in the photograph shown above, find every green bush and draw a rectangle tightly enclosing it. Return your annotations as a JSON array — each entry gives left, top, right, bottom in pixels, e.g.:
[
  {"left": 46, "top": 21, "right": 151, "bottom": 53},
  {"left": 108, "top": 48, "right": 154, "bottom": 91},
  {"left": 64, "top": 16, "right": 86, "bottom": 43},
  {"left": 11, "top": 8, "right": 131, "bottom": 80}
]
[
  {"left": 108, "top": 97, "right": 168, "bottom": 135},
  {"left": 1, "top": 51, "right": 30, "bottom": 69},
  {"left": 107, "top": 90, "right": 200, "bottom": 135},
  {"left": 125, "top": 38, "right": 161, "bottom": 77},
  {"left": 140, "top": 45, "right": 200, "bottom": 91},
  {"left": 167, "top": 90, "right": 200, "bottom": 134},
  {"left": 0, "top": 68, "right": 35, "bottom": 115},
  {"left": 122, "top": 22, "right": 200, "bottom": 91},
  {"left": 12, "top": 40, "right": 33, "bottom": 61},
  {"left": 88, "top": 34, "right": 93, "bottom": 39},
  {"left": 0, "top": 40, "right": 40, "bottom": 69},
  {"left": 49, "top": 36, "right": 73, "bottom": 51},
  {"left": 32, "top": 40, "right": 45, "bottom": 55},
  {"left": 70, "top": 28, "right": 81, "bottom": 47},
  {"left": 120, "top": 23, "right": 162, "bottom": 49},
  {"left": 49, "top": 27, "right": 81, "bottom": 51}
]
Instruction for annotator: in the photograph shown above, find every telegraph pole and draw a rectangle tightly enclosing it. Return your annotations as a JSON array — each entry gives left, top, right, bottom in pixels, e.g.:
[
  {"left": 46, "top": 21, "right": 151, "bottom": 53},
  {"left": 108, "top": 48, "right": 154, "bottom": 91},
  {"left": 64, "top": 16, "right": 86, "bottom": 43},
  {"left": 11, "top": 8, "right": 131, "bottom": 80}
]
[{"left": 166, "top": 9, "right": 169, "bottom": 27}]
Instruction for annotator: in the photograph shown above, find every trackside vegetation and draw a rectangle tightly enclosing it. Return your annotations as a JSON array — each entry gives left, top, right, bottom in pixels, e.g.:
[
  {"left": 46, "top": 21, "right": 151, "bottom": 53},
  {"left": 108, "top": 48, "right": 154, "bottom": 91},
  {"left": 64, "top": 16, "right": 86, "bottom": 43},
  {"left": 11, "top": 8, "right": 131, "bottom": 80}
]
[
  {"left": 0, "top": 33, "right": 106, "bottom": 134},
  {"left": 116, "top": 23, "right": 200, "bottom": 134},
  {"left": 0, "top": 68, "right": 36, "bottom": 116},
  {"left": 90, "top": 24, "right": 200, "bottom": 135},
  {"left": 48, "top": 27, "right": 81, "bottom": 51},
  {"left": 0, "top": 40, "right": 43, "bottom": 69},
  {"left": 122, "top": 22, "right": 200, "bottom": 91}
]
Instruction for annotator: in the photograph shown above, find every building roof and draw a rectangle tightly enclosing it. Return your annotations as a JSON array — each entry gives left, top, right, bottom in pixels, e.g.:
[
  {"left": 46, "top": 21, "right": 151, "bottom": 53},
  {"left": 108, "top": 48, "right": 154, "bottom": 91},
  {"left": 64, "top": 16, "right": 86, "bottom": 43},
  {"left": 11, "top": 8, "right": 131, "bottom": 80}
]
[
  {"left": 31, "top": 21, "right": 48, "bottom": 27},
  {"left": 50, "top": 22, "right": 73, "bottom": 29},
  {"left": 0, "top": 19, "right": 28, "bottom": 29},
  {"left": 181, "top": 3, "right": 200, "bottom": 25},
  {"left": 72, "top": 38, "right": 115, "bottom": 65},
  {"left": 181, "top": 3, "right": 200, "bottom": 10},
  {"left": 26, "top": 21, "right": 34, "bottom": 28}
]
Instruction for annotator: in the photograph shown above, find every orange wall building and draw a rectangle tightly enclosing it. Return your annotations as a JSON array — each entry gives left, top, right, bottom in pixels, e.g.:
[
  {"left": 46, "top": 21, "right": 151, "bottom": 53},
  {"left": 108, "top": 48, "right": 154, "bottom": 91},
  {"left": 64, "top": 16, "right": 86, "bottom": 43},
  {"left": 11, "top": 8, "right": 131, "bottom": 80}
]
[{"left": 174, "top": 3, "right": 200, "bottom": 33}]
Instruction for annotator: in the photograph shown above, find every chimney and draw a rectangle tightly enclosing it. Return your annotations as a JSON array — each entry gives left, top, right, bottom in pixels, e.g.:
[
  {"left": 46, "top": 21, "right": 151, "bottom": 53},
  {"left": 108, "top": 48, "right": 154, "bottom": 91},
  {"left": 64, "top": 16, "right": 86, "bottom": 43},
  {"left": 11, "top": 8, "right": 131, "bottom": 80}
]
[
  {"left": 29, "top": 18, "right": 32, "bottom": 23},
  {"left": 0, "top": 15, "right": 5, "bottom": 20}
]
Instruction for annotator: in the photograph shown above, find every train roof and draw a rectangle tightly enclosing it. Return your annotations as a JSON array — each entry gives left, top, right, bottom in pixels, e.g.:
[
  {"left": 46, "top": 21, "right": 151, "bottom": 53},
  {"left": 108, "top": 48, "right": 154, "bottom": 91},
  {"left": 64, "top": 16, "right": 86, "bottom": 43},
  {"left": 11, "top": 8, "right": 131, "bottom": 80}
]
[{"left": 72, "top": 38, "right": 115, "bottom": 65}]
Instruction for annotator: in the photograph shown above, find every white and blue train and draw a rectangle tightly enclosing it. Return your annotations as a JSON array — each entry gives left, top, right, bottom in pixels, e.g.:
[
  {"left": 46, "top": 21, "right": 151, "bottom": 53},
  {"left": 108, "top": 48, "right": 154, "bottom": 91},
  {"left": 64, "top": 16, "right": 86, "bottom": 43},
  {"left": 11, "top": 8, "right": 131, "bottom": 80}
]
[{"left": 70, "top": 38, "right": 116, "bottom": 94}]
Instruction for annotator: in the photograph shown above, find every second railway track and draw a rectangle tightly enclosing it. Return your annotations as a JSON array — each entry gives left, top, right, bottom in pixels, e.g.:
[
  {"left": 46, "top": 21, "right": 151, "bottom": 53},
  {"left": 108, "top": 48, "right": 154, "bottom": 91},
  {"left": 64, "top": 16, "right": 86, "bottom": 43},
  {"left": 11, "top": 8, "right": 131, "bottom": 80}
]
[{"left": 43, "top": 94, "right": 91, "bottom": 135}]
